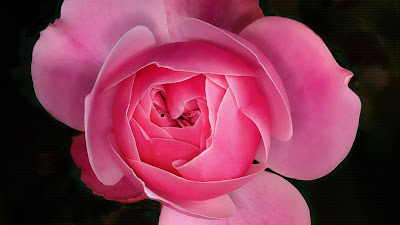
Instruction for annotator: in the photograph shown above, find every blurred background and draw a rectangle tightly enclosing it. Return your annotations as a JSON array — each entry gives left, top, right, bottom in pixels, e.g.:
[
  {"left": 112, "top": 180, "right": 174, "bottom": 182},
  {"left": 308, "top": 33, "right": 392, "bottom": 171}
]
[{"left": 2, "top": 0, "right": 399, "bottom": 224}]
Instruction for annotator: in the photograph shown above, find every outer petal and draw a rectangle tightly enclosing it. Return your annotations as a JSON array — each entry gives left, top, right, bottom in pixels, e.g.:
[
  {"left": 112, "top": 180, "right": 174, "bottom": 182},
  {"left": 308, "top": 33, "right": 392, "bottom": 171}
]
[
  {"left": 162, "top": 0, "right": 263, "bottom": 40},
  {"left": 240, "top": 17, "right": 361, "bottom": 180},
  {"left": 70, "top": 134, "right": 145, "bottom": 202},
  {"left": 159, "top": 172, "right": 310, "bottom": 225},
  {"left": 31, "top": 0, "right": 169, "bottom": 130}
]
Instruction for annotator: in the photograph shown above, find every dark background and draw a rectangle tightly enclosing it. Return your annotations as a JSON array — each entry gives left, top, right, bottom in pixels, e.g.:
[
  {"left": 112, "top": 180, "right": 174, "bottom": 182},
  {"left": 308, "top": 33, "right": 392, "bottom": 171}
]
[{"left": 2, "top": 0, "right": 399, "bottom": 224}]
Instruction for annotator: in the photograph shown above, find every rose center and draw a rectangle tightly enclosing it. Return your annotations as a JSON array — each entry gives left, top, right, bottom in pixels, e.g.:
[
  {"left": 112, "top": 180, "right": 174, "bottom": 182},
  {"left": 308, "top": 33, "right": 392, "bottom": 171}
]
[{"left": 150, "top": 91, "right": 200, "bottom": 128}]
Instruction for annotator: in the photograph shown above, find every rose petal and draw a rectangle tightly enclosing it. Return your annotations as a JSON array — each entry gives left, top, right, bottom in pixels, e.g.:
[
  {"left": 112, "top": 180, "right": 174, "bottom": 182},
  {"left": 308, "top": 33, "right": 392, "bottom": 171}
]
[
  {"left": 113, "top": 76, "right": 141, "bottom": 160},
  {"left": 204, "top": 77, "right": 226, "bottom": 145},
  {"left": 163, "top": 0, "right": 263, "bottom": 40},
  {"left": 182, "top": 18, "right": 292, "bottom": 141},
  {"left": 128, "top": 159, "right": 266, "bottom": 201},
  {"left": 32, "top": 0, "right": 168, "bottom": 130},
  {"left": 71, "top": 133, "right": 145, "bottom": 202},
  {"left": 225, "top": 76, "right": 271, "bottom": 163},
  {"left": 205, "top": 74, "right": 229, "bottom": 89},
  {"left": 159, "top": 172, "right": 310, "bottom": 225},
  {"left": 141, "top": 138, "right": 201, "bottom": 175},
  {"left": 240, "top": 17, "right": 361, "bottom": 180}
]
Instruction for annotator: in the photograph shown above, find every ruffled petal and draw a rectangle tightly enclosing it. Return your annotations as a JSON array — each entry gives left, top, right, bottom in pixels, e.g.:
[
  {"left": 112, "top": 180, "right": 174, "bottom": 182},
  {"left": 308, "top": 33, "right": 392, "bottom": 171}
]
[
  {"left": 159, "top": 172, "right": 310, "bottom": 225},
  {"left": 32, "top": 0, "right": 169, "bottom": 130},
  {"left": 176, "top": 89, "right": 260, "bottom": 181},
  {"left": 181, "top": 18, "right": 292, "bottom": 141},
  {"left": 71, "top": 134, "right": 145, "bottom": 202},
  {"left": 240, "top": 17, "right": 361, "bottom": 180},
  {"left": 162, "top": 0, "right": 263, "bottom": 40}
]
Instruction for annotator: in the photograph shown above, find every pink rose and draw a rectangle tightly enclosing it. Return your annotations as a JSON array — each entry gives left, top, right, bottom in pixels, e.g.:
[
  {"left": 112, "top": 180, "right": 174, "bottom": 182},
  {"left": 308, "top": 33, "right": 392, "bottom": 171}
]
[{"left": 31, "top": 0, "right": 361, "bottom": 224}]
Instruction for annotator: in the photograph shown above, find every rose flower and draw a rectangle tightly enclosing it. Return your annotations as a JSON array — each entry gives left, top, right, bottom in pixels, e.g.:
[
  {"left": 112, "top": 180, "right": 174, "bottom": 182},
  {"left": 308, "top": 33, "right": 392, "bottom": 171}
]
[{"left": 31, "top": 0, "right": 361, "bottom": 224}]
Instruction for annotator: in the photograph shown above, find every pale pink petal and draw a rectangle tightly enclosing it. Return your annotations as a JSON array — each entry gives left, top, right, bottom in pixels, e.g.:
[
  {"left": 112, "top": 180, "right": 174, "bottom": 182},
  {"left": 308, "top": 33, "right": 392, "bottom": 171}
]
[
  {"left": 32, "top": 29, "right": 100, "bottom": 131},
  {"left": 32, "top": 0, "right": 168, "bottom": 130},
  {"left": 146, "top": 188, "right": 236, "bottom": 219},
  {"left": 176, "top": 89, "right": 260, "bottom": 181},
  {"left": 162, "top": 0, "right": 263, "bottom": 40},
  {"left": 84, "top": 26, "right": 157, "bottom": 185},
  {"left": 128, "top": 159, "right": 266, "bottom": 201},
  {"left": 59, "top": 0, "right": 169, "bottom": 57},
  {"left": 71, "top": 134, "right": 145, "bottom": 202},
  {"left": 240, "top": 17, "right": 361, "bottom": 180},
  {"left": 159, "top": 172, "right": 310, "bottom": 225},
  {"left": 85, "top": 88, "right": 124, "bottom": 185},
  {"left": 182, "top": 18, "right": 292, "bottom": 141}
]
